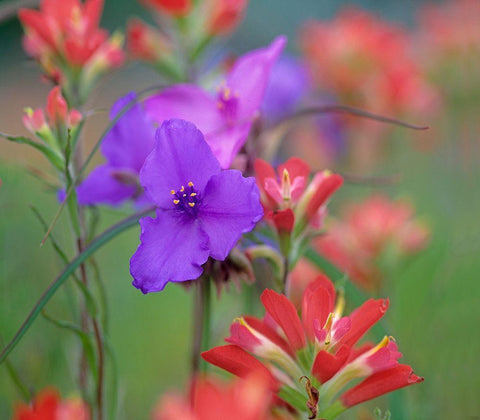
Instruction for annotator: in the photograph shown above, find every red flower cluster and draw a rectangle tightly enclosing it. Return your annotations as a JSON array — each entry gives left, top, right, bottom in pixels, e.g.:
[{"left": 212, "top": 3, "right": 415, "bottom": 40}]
[
  {"left": 12, "top": 387, "right": 89, "bottom": 420},
  {"left": 203, "top": 275, "right": 422, "bottom": 418},
  {"left": 419, "top": 0, "right": 480, "bottom": 57},
  {"left": 141, "top": 0, "right": 192, "bottom": 16},
  {"left": 127, "top": 19, "right": 172, "bottom": 63},
  {"left": 255, "top": 158, "right": 343, "bottom": 237},
  {"left": 128, "top": 0, "right": 248, "bottom": 69},
  {"left": 300, "top": 8, "right": 437, "bottom": 116},
  {"left": 18, "top": 0, "right": 124, "bottom": 102},
  {"left": 316, "top": 195, "right": 429, "bottom": 290},
  {"left": 206, "top": 0, "right": 249, "bottom": 36},
  {"left": 153, "top": 374, "right": 286, "bottom": 420}
]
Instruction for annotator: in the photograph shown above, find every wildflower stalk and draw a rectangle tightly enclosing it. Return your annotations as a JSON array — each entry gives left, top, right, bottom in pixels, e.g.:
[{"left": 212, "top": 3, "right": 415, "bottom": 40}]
[{"left": 191, "top": 275, "right": 212, "bottom": 374}]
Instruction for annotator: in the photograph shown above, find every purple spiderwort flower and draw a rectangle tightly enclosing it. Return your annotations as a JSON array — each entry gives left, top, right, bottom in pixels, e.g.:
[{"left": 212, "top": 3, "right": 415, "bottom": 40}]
[
  {"left": 129, "top": 119, "right": 263, "bottom": 293},
  {"left": 144, "top": 36, "right": 286, "bottom": 169},
  {"left": 262, "top": 54, "right": 310, "bottom": 122},
  {"left": 77, "top": 92, "right": 156, "bottom": 206}
]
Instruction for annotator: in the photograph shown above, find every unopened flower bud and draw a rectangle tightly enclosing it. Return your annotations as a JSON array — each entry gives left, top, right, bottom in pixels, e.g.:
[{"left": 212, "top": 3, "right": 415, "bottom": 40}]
[{"left": 207, "top": 0, "right": 249, "bottom": 36}]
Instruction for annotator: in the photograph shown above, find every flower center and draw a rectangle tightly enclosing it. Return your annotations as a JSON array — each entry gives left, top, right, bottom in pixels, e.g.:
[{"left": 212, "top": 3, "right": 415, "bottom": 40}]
[
  {"left": 217, "top": 84, "right": 239, "bottom": 124},
  {"left": 170, "top": 181, "right": 201, "bottom": 215}
]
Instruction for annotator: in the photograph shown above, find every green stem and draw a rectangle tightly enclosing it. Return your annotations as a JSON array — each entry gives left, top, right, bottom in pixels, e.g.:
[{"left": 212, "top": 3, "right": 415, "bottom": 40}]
[
  {"left": 201, "top": 276, "right": 211, "bottom": 372},
  {"left": 3, "top": 358, "right": 32, "bottom": 402},
  {"left": 40, "top": 84, "right": 166, "bottom": 246},
  {"left": 191, "top": 275, "right": 212, "bottom": 374},
  {"left": 0, "top": 206, "right": 155, "bottom": 365}
]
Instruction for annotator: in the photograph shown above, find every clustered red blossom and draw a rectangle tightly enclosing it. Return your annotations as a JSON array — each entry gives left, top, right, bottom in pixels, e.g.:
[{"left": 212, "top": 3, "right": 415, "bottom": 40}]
[
  {"left": 299, "top": 8, "right": 438, "bottom": 116},
  {"left": 203, "top": 274, "right": 423, "bottom": 419},
  {"left": 153, "top": 374, "right": 286, "bottom": 420},
  {"left": 254, "top": 157, "right": 343, "bottom": 236},
  {"left": 316, "top": 195, "right": 430, "bottom": 291},
  {"left": 18, "top": 0, "right": 124, "bottom": 99},
  {"left": 128, "top": 0, "right": 249, "bottom": 68},
  {"left": 12, "top": 388, "right": 89, "bottom": 420},
  {"left": 418, "top": 0, "right": 480, "bottom": 57}
]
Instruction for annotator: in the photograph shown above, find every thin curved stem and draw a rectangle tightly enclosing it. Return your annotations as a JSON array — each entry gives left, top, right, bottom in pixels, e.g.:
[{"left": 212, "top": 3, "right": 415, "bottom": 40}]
[
  {"left": 278, "top": 105, "right": 429, "bottom": 131},
  {"left": 0, "top": 206, "right": 155, "bottom": 365}
]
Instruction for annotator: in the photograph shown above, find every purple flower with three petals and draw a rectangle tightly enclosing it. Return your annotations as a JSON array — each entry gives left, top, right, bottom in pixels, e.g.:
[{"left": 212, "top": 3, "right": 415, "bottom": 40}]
[
  {"left": 77, "top": 92, "right": 156, "bottom": 207},
  {"left": 129, "top": 119, "right": 263, "bottom": 293},
  {"left": 144, "top": 36, "right": 286, "bottom": 169}
]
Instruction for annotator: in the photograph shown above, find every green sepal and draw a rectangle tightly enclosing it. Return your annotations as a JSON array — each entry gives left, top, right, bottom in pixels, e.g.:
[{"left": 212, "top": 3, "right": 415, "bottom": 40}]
[
  {"left": 317, "top": 400, "right": 346, "bottom": 420},
  {"left": 278, "top": 385, "right": 308, "bottom": 413}
]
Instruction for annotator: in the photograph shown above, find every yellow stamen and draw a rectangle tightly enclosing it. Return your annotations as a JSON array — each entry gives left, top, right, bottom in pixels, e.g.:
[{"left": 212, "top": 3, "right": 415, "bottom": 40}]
[
  {"left": 323, "top": 313, "right": 335, "bottom": 346},
  {"left": 170, "top": 190, "right": 175, "bottom": 195},
  {"left": 180, "top": 186, "right": 185, "bottom": 192},
  {"left": 188, "top": 202, "right": 195, "bottom": 207},
  {"left": 190, "top": 193, "right": 197, "bottom": 197},
  {"left": 173, "top": 199, "right": 180, "bottom": 205},
  {"left": 282, "top": 168, "right": 292, "bottom": 202},
  {"left": 188, "top": 181, "right": 194, "bottom": 187},
  {"left": 334, "top": 288, "right": 345, "bottom": 318}
]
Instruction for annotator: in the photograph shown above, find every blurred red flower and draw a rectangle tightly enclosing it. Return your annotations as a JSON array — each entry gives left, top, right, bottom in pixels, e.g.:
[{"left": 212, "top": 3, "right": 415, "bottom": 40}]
[
  {"left": 12, "top": 387, "right": 89, "bottom": 420},
  {"left": 141, "top": 0, "right": 192, "bottom": 16},
  {"left": 153, "top": 374, "right": 285, "bottom": 420},
  {"left": 316, "top": 195, "right": 430, "bottom": 290}
]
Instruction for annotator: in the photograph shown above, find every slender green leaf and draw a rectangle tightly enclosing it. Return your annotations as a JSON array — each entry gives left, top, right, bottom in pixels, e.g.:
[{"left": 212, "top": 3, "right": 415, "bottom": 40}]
[
  {"left": 1, "top": 133, "right": 64, "bottom": 171},
  {"left": 73, "top": 278, "right": 98, "bottom": 319},
  {"left": 41, "top": 311, "right": 98, "bottom": 382},
  {"left": 0, "top": 206, "right": 155, "bottom": 364}
]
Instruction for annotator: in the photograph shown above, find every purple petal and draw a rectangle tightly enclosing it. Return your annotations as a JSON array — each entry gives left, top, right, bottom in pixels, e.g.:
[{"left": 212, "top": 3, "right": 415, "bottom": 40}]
[
  {"left": 144, "top": 84, "right": 222, "bottom": 134},
  {"left": 199, "top": 170, "right": 263, "bottom": 260},
  {"left": 144, "top": 85, "right": 240, "bottom": 167},
  {"left": 77, "top": 165, "right": 138, "bottom": 206},
  {"left": 203, "top": 123, "right": 251, "bottom": 170},
  {"left": 139, "top": 119, "right": 221, "bottom": 208},
  {"left": 130, "top": 209, "right": 210, "bottom": 293},
  {"left": 102, "top": 92, "right": 156, "bottom": 172},
  {"left": 227, "top": 36, "right": 287, "bottom": 120},
  {"left": 262, "top": 55, "right": 310, "bottom": 121}
]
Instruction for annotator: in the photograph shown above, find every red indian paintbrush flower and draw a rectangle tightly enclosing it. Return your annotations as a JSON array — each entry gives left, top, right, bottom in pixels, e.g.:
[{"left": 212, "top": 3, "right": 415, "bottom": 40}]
[
  {"left": 202, "top": 275, "right": 423, "bottom": 419},
  {"left": 127, "top": 18, "right": 172, "bottom": 64},
  {"left": 140, "top": 0, "right": 192, "bottom": 16},
  {"left": 315, "top": 194, "right": 430, "bottom": 291},
  {"left": 18, "top": 0, "right": 124, "bottom": 103},
  {"left": 299, "top": 8, "right": 437, "bottom": 117},
  {"left": 22, "top": 86, "right": 82, "bottom": 171},
  {"left": 152, "top": 374, "right": 288, "bottom": 420},
  {"left": 206, "top": 0, "right": 249, "bottom": 36},
  {"left": 12, "top": 387, "right": 89, "bottom": 420},
  {"left": 254, "top": 158, "right": 343, "bottom": 236}
]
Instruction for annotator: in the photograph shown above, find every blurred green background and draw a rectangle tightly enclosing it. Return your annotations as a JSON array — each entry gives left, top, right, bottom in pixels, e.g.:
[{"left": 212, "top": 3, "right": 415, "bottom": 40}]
[{"left": 0, "top": 0, "right": 479, "bottom": 419}]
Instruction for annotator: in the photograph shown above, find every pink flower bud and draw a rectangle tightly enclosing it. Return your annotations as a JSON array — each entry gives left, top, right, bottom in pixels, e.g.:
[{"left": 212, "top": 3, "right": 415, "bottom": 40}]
[
  {"left": 46, "top": 86, "right": 68, "bottom": 125},
  {"left": 127, "top": 19, "right": 171, "bottom": 62},
  {"left": 207, "top": 0, "right": 249, "bottom": 36},
  {"left": 23, "top": 107, "right": 47, "bottom": 133}
]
